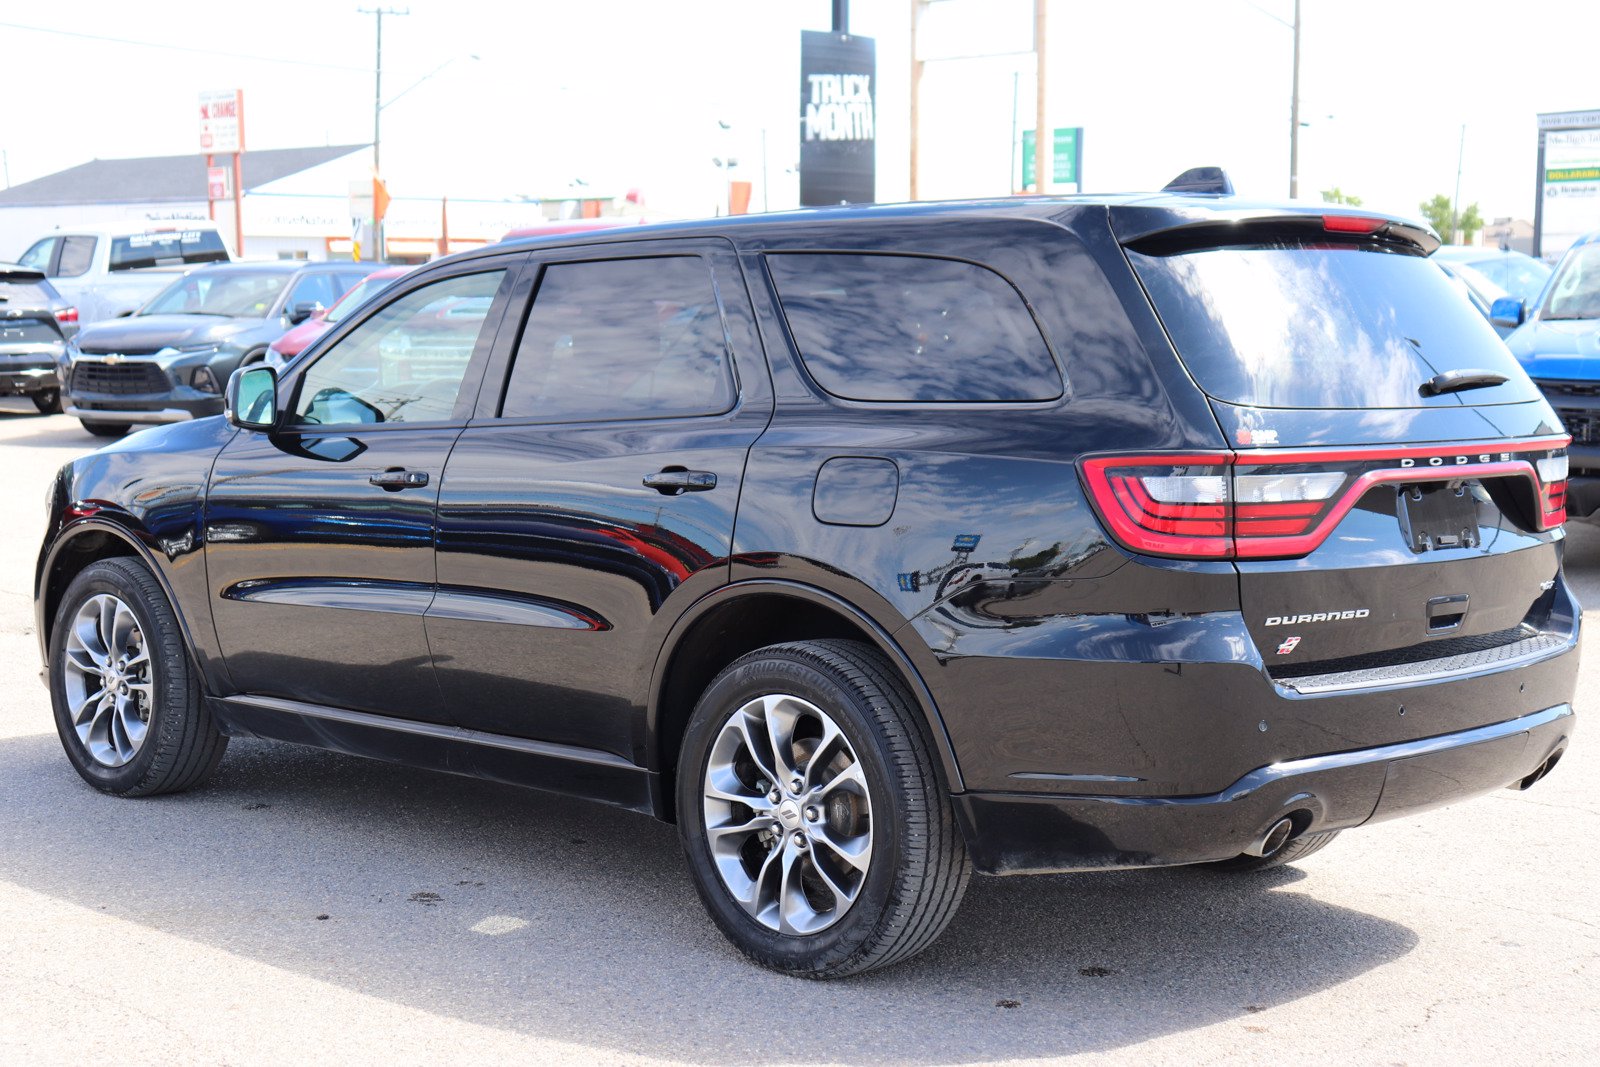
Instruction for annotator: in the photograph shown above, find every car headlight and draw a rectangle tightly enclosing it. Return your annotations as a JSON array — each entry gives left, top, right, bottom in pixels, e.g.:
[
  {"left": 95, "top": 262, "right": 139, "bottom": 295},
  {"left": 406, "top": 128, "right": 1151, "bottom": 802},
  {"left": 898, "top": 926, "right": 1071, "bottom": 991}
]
[{"left": 155, "top": 343, "right": 223, "bottom": 360}]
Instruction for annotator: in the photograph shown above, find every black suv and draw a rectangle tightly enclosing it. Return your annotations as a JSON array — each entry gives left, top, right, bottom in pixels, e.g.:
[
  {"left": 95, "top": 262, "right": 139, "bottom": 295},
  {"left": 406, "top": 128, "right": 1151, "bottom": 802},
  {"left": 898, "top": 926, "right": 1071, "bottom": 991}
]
[
  {"left": 61, "top": 260, "right": 372, "bottom": 437},
  {"left": 35, "top": 192, "right": 1579, "bottom": 978}
]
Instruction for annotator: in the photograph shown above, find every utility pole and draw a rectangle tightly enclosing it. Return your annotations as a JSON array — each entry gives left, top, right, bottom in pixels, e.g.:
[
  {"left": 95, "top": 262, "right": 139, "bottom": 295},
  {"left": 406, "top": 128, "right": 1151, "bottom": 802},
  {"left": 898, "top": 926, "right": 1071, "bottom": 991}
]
[
  {"left": 909, "top": 0, "right": 923, "bottom": 200},
  {"left": 1034, "top": 0, "right": 1048, "bottom": 195},
  {"left": 1451, "top": 124, "right": 1466, "bottom": 245},
  {"left": 1289, "top": 0, "right": 1301, "bottom": 198},
  {"left": 359, "top": 5, "right": 408, "bottom": 260}
]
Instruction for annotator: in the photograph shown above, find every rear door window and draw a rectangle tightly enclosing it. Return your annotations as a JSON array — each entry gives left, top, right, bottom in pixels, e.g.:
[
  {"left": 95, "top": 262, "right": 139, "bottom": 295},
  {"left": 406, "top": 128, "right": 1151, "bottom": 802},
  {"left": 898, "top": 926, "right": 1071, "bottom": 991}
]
[
  {"left": 501, "top": 255, "right": 735, "bottom": 422},
  {"left": 19, "top": 237, "right": 57, "bottom": 273},
  {"left": 109, "top": 230, "right": 229, "bottom": 271},
  {"left": 1128, "top": 244, "right": 1540, "bottom": 409},
  {"left": 766, "top": 252, "right": 1062, "bottom": 403}
]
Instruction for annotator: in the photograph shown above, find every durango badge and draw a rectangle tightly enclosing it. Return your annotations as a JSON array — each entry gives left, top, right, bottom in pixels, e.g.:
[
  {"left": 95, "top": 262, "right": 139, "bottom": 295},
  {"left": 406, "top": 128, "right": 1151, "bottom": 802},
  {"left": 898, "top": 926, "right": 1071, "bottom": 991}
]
[{"left": 1265, "top": 609, "right": 1370, "bottom": 626}]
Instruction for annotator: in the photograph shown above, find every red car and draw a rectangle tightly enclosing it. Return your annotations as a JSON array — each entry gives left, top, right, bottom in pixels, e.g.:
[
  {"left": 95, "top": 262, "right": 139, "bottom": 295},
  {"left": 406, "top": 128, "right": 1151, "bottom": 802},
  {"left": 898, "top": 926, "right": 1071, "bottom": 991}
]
[{"left": 263, "top": 265, "right": 412, "bottom": 369}]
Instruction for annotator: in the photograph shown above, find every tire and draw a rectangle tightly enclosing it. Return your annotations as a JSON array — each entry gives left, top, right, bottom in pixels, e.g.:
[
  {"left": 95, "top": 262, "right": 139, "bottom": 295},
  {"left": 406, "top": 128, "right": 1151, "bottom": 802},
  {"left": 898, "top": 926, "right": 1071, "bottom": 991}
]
[
  {"left": 31, "top": 388, "right": 62, "bottom": 414},
  {"left": 48, "top": 557, "right": 228, "bottom": 797},
  {"left": 1206, "top": 829, "right": 1340, "bottom": 872},
  {"left": 676, "top": 639, "right": 970, "bottom": 978},
  {"left": 80, "top": 419, "right": 130, "bottom": 438},
  {"left": 239, "top": 349, "right": 267, "bottom": 367}
]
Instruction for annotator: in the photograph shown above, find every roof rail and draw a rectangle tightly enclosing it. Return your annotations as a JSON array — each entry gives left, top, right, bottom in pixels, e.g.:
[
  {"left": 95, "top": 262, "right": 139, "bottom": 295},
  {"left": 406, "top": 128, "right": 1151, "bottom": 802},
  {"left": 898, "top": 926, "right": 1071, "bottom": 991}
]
[{"left": 1161, "top": 166, "right": 1235, "bottom": 195}]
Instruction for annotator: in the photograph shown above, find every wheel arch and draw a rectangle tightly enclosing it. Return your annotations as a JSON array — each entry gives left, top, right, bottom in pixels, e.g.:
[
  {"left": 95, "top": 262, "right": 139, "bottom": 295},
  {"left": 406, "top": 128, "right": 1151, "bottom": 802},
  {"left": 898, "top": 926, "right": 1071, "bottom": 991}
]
[
  {"left": 38, "top": 519, "right": 206, "bottom": 684},
  {"left": 646, "top": 579, "right": 964, "bottom": 821}
]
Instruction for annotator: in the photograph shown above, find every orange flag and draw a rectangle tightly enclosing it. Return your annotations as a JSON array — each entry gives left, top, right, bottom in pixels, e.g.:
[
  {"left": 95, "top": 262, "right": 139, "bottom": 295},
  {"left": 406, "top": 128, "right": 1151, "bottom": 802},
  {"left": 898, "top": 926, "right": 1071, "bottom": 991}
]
[{"left": 373, "top": 176, "right": 392, "bottom": 224}]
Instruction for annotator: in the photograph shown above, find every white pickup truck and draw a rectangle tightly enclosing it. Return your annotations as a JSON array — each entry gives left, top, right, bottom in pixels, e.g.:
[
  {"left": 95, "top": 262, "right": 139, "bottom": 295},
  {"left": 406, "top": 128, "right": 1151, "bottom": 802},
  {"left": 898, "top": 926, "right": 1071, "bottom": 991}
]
[{"left": 16, "top": 222, "right": 233, "bottom": 325}]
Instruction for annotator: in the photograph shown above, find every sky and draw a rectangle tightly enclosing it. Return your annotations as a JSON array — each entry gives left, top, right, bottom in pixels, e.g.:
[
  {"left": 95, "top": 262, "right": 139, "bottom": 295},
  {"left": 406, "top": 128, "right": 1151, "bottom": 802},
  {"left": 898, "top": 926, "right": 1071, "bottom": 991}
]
[{"left": 1, "top": 0, "right": 1597, "bottom": 223}]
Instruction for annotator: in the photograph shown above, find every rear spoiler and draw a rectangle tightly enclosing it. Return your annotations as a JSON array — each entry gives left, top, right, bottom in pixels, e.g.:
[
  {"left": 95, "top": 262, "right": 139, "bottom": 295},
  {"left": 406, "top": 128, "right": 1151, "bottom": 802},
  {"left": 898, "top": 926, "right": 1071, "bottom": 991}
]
[{"left": 1115, "top": 206, "right": 1441, "bottom": 257}]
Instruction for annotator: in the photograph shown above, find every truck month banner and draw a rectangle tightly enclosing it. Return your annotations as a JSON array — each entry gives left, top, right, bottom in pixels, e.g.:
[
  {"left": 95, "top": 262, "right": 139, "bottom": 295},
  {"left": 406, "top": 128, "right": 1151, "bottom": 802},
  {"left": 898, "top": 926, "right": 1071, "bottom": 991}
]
[{"left": 800, "top": 30, "right": 876, "bottom": 207}]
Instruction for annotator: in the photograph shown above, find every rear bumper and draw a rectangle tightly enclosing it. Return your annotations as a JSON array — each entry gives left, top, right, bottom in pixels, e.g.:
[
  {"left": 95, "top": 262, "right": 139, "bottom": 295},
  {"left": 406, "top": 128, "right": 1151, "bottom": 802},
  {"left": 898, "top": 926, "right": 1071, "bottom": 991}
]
[
  {"left": 956, "top": 703, "right": 1574, "bottom": 874},
  {"left": 0, "top": 367, "right": 58, "bottom": 395}
]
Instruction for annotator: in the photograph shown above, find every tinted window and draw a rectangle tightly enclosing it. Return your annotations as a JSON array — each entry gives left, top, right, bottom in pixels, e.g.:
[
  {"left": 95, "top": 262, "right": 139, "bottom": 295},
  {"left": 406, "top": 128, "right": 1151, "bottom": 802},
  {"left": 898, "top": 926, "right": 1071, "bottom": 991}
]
[
  {"left": 767, "top": 253, "right": 1062, "bottom": 403},
  {"left": 143, "top": 269, "right": 290, "bottom": 317},
  {"left": 56, "top": 236, "right": 96, "bottom": 278},
  {"left": 109, "top": 229, "right": 229, "bottom": 271},
  {"left": 502, "top": 256, "right": 735, "bottom": 421},
  {"left": 1129, "top": 244, "right": 1540, "bottom": 409},
  {"left": 325, "top": 274, "right": 401, "bottom": 324},
  {"left": 293, "top": 270, "right": 504, "bottom": 426}
]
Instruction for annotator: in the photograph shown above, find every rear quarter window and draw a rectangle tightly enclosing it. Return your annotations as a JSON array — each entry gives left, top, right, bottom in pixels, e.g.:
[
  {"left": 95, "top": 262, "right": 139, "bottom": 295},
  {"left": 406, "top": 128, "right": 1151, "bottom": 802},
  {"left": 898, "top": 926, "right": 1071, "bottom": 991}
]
[{"left": 766, "top": 252, "right": 1063, "bottom": 403}]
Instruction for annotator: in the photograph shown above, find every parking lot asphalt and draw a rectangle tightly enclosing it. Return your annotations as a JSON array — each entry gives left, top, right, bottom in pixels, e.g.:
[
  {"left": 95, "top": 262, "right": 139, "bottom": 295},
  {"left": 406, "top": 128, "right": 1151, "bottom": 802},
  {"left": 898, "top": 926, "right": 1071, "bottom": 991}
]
[{"left": 0, "top": 400, "right": 1596, "bottom": 1066}]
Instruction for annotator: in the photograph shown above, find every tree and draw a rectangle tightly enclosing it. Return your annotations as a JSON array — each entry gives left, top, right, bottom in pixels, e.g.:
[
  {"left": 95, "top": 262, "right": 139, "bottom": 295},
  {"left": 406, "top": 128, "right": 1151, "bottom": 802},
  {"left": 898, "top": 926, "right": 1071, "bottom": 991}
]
[
  {"left": 1419, "top": 194, "right": 1484, "bottom": 244},
  {"left": 1321, "top": 187, "right": 1363, "bottom": 207}
]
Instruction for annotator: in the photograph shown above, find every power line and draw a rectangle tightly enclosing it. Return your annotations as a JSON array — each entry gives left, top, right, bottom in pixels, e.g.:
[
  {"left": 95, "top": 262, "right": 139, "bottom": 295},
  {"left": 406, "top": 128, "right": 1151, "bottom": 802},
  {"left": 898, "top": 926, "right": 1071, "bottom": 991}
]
[{"left": 0, "top": 19, "right": 374, "bottom": 73}]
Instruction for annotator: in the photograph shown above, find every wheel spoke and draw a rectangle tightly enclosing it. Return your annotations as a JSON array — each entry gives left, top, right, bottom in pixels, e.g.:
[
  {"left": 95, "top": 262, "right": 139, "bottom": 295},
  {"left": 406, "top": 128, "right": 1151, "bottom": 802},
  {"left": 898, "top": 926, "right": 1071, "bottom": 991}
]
[
  {"left": 706, "top": 814, "right": 772, "bottom": 846},
  {"left": 730, "top": 710, "right": 781, "bottom": 786},
  {"left": 802, "top": 716, "right": 846, "bottom": 790},
  {"left": 760, "top": 695, "right": 802, "bottom": 779},
  {"left": 818, "top": 758, "right": 869, "bottom": 801},
  {"left": 812, "top": 820, "right": 873, "bottom": 874},
  {"left": 807, "top": 847, "right": 860, "bottom": 912}
]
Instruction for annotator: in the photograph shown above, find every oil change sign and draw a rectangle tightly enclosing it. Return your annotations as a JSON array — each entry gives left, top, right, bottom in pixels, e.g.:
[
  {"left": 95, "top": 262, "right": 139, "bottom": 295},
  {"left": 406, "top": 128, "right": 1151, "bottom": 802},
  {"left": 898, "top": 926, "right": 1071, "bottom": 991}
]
[
  {"left": 799, "top": 30, "right": 876, "bottom": 207},
  {"left": 1535, "top": 110, "right": 1600, "bottom": 262}
]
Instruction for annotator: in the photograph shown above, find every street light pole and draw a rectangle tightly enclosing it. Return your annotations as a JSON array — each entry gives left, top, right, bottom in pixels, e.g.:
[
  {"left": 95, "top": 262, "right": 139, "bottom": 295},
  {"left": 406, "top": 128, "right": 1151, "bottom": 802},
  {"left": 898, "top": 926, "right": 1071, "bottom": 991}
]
[
  {"left": 359, "top": 5, "right": 408, "bottom": 259},
  {"left": 1289, "top": 0, "right": 1301, "bottom": 198}
]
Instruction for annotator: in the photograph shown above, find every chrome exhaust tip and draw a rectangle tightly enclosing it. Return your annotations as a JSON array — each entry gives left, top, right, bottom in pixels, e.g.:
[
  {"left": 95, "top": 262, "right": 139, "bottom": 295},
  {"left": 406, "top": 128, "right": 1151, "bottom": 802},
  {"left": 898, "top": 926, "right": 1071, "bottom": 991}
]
[{"left": 1245, "top": 816, "right": 1295, "bottom": 858}]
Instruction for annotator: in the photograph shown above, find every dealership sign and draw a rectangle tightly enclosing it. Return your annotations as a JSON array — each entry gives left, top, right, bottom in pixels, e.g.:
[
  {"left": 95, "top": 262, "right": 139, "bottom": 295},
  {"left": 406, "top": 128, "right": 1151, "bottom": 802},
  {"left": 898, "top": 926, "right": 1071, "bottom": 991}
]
[
  {"left": 199, "top": 89, "right": 244, "bottom": 155},
  {"left": 800, "top": 30, "right": 876, "bottom": 206},
  {"left": 1535, "top": 109, "right": 1600, "bottom": 262}
]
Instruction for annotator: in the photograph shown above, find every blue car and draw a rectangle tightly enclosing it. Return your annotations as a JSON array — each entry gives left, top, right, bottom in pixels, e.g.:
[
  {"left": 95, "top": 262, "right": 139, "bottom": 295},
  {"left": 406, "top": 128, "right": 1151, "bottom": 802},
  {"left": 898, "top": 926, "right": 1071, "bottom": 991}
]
[
  {"left": 1499, "top": 229, "right": 1600, "bottom": 514},
  {"left": 1433, "top": 246, "right": 1552, "bottom": 338}
]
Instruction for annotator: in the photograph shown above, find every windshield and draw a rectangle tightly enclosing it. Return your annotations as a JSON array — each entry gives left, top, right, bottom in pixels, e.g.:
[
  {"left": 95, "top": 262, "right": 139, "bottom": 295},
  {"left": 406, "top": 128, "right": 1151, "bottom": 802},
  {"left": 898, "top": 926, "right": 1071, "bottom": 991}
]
[
  {"left": 142, "top": 270, "right": 289, "bottom": 318},
  {"left": 1541, "top": 242, "right": 1600, "bottom": 321},
  {"left": 1468, "top": 252, "right": 1551, "bottom": 305},
  {"left": 324, "top": 274, "right": 398, "bottom": 325},
  {"left": 1129, "top": 243, "right": 1539, "bottom": 409}
]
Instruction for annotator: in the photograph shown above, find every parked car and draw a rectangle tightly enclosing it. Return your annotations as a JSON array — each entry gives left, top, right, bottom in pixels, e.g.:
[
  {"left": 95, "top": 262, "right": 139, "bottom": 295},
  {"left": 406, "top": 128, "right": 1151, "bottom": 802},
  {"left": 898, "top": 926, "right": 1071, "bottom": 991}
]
[
  {"left": 35, "top": 189, "right": 1578, "bottom": 979},
  {"left": 0, "top": 264, "right": 77, "bottom": 413},
  {"left": 61, "top": 260, "right": 374, "bottom": 436},
  {"left": 1498, "top": 228, "right": 1600, "bottom": 515},
  {"left": 1433, "top": 246, "right": 1553, "bottom": 339},
  {"left": 264, "top": 265, "right": 409, "bottom": 370},
  {"left": 17, "top": 222, "right": 232, "bottom": 325}
]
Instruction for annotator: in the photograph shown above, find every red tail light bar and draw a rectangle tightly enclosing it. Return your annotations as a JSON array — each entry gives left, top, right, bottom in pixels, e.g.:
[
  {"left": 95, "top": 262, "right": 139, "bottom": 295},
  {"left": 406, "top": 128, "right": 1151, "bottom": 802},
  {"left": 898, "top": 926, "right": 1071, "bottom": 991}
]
[{"left": 1081, "top": 436, "right": 1570, "bottom": 561}]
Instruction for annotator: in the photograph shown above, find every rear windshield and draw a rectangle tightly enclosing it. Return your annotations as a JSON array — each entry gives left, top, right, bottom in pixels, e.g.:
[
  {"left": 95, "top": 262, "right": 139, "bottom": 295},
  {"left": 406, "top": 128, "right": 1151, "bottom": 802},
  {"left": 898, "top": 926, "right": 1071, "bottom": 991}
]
[
  {"left": 1129, "top": 244, "right": 1540, "bottom": 409},
  {"left": 0, "top": 277, "right": 57, "bottom": 307},
  {"left": 109, "top": 230, "right": 229, "bottom": 272}
]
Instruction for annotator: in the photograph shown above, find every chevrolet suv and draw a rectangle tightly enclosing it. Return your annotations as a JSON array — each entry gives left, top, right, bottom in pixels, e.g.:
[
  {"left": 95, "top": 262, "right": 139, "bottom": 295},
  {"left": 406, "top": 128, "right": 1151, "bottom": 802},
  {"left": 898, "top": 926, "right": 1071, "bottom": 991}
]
[{"left": 35, "top": 189, "right": 1579, "bottom": 978}]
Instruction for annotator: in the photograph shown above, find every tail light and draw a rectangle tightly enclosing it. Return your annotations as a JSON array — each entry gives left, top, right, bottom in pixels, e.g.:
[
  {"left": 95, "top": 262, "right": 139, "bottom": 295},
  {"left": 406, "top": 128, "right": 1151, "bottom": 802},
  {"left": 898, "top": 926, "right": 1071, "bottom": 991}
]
[
  {"left": 1082, "top": 438, "right": 1570, "bottom": 560},
  {"left": 54, "top": 306, "right": 79, "bottom": 326}
]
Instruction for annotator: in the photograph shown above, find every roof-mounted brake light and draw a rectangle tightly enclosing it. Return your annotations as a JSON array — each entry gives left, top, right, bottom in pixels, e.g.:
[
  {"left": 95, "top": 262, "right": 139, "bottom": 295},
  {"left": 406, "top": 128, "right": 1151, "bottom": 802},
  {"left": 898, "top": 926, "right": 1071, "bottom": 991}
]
[{"left": 1322, "top": 215, "right": 1385, "bottom": 234}]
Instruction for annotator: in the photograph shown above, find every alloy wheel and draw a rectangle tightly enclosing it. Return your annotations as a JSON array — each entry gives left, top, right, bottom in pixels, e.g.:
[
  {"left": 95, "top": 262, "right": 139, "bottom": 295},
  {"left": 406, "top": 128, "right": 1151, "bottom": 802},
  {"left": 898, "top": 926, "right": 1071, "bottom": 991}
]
[
  {"left": 61, "top": 593, "right": 154, "bottom": 767},
  {"left": 702, "top": 693, "right": 874, "bottom": 935}
]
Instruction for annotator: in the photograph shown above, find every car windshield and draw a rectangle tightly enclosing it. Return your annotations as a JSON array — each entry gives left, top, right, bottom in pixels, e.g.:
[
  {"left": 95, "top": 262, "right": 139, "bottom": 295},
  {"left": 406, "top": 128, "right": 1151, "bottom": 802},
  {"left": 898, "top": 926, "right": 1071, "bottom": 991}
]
[
  {"left": 324, "top": 275, "right": 398, "bottom": 325},
  {"left": 1468, "top": 253, "right": 1551, "bottom": 305},
  {"left": 142, "top": 270, "right": 289, "bottom": 318},
  {"left": 1541, "top": 242, "right": 1600, "bottom": 320}
]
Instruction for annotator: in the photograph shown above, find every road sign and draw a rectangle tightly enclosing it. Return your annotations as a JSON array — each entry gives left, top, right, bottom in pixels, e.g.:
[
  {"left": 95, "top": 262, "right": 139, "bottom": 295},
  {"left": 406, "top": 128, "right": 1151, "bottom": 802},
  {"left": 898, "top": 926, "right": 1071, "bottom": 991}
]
[
  {"left": 207, "top": 166, "right": 231, "bottom": 200},
  {"left": 199, "top": 90, "right": 244, "bottom": 154},
  {"left": 1021, "top": 127, "right": 1081, "bottom": 190}
]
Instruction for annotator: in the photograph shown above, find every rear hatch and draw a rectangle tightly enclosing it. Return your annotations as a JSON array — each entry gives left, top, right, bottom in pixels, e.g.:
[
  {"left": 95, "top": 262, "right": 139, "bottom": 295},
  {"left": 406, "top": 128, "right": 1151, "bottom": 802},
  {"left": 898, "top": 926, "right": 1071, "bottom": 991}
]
[
  {"left": 0, "top": 272, "right": 67, "bottom": 354},
  {"left": 1101, "top": 208, "right": 1571, "bottom": 684}
]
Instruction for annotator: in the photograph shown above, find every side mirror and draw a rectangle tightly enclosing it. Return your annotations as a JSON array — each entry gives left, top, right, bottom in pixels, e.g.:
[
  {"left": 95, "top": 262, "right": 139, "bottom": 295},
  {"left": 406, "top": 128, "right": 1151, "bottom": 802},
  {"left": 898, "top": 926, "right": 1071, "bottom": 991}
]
[
  {"left": 288, "top": 301, "right": 323, "bottom": 325},
  {"left": 226, "top": 365, "right": 279, "bottom": 430},
  {"left": 1490, "top": 296, "right": 1526, "bottom": 329}
]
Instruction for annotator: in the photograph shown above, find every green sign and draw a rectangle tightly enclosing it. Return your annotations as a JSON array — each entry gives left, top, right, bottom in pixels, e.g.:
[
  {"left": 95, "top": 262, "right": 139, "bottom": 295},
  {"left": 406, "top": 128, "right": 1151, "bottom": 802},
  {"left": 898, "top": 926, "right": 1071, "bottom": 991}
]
[{"left": 1021, "top": 127, "right": 1081, "bottom": 189}]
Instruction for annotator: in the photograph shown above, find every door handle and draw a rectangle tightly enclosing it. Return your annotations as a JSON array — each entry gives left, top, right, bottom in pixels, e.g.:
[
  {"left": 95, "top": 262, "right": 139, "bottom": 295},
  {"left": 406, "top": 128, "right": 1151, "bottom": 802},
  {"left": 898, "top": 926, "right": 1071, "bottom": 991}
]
[
  {"left": 643, "top": 468, "right": 717, "bottom": 495},
  {"left": 369, "top": 468, "right": 430, "bottom": 490}
]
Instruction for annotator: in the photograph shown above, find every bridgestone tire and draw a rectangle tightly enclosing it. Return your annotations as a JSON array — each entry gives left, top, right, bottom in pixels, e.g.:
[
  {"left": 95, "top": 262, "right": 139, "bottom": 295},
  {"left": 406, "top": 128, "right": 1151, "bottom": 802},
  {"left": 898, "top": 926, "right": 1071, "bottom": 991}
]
[
  {"left": 1206, "top": 829, "right": 1340, "bottom": 872},
  {"left": 677, "top": 639, "right": 970, "bottom": 978},
  {"left": 49, "top": 557, "right": 228, "bottom": 796},
  {"left": 80, "top": 420, "right": 130, "bottom": 438}
]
